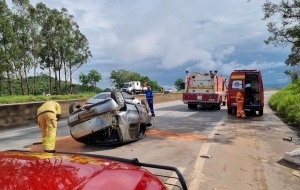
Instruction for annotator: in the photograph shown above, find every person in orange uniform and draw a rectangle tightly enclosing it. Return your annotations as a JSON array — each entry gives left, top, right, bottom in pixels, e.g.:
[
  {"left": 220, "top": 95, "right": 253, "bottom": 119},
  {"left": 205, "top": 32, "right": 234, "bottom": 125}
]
[
  {"left": 236, "top": 89, "right": 246, "bottom": 118},
  {"left": 37, "top": 101, "right": 61, "bottom": 153}
]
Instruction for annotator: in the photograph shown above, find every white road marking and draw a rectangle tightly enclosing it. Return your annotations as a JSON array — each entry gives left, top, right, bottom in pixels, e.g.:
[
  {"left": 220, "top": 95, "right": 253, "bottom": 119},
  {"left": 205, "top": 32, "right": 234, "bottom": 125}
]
[
  {"left": 188, "top": 115, "right": 227, "bottom": 190},
  {"left": 165, "top": 167, "right": 186, "bottom": 190},
  {"left": 0, "top": 120, "right": 66, "bottom": 135}
]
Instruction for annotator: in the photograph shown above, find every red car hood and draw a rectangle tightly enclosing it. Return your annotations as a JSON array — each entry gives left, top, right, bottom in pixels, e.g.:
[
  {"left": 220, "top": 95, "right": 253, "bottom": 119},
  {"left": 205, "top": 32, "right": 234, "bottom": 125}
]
[{"left": 0, "top": 150, "right": 167, "bottom": 190}]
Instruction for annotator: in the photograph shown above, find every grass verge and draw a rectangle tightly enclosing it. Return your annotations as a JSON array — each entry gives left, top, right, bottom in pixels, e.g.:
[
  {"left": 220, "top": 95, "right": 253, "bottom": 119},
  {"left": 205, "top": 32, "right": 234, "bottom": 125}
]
[
  {"left": 269, "top": 80, "right": 300, "bottom": 129},
  {"left": 0, "top": 93, "right": 96, "bottom": 104}
]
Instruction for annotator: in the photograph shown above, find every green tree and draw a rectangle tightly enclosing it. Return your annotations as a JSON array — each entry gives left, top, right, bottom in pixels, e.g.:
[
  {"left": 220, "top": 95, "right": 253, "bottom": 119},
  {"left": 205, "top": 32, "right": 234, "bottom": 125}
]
[
  {"left": 12, "top": 0, "right": 33, "bottom": 95},
  {"left": 284, "top": 66, "right": 300, "bottom": 83},
  {"left": 109, "top": 69, "right": 160, "bottom": 91},
  {"left": 66, "top": 25, "right": 92, "bottom": 94},
  {"left": 262, "top": 1, "right": 300, "bottom": 67},
  {"left": 0, "top": 0, "right": 15, "bottom": 95},
  {"left": 109, "top": 69, "right": 134, "bottom": 88},
  {"left": 79, "top": 69, "right": 101, "bottom": 91},
  {"left": 27, "top": 3, "right": 43, "bottom": 95},
  {"left": 174, "top": 78, "right": 184, "bottom": 89},
  {"left": 0, "top": 1, "right": 91, "bottom": 96}
]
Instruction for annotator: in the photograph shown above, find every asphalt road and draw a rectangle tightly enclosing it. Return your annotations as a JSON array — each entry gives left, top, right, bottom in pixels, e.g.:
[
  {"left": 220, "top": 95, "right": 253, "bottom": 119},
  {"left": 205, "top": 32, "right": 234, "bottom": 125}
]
[{"left": 0, "top": 91, "right": 299, "bottom": 190}]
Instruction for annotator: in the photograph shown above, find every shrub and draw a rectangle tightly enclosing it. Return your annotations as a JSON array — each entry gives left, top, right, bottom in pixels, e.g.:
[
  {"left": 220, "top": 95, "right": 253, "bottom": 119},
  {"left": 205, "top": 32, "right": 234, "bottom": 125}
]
[{"left": 269, "top": 79, "right": 300, "bottom": 127}]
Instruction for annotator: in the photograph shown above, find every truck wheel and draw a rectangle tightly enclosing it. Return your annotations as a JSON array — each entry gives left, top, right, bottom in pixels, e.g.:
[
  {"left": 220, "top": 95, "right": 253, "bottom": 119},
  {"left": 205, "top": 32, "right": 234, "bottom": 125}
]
[
  {"left": 258, "top": 109, "right": 263, "bottom": 116},
  {"left": 111, "top": 89, "right": 125, "bottom": 107},
  {"left": 141, "top": 99, "right": 150, "bottom": 113},
  {"left": 69, "top": 102, "right": 81, "bottom": 114},
  {"left": 188, "top": 104, "right": 197, "bottom": 109},
  {"left": 227, "top": 108, "right": 232, "bottom": 114},
  {"left": 250, "top": 110, "right": 256, "bottom": 116},
  {"left": 216, "top": 100, "right": 221, "bottom": 110}
]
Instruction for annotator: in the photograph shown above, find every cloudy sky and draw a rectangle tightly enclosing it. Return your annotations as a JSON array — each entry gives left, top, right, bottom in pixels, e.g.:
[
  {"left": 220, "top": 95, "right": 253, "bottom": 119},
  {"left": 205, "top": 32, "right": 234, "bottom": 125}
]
[{"left": 8, "top": 0, "right": 291, "bottom": 88}]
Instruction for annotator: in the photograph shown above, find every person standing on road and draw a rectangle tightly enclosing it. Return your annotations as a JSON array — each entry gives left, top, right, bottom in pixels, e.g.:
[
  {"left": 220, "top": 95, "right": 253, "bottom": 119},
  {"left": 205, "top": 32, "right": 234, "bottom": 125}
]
[
  {"left": 236, "top": 89, "right": 246, "bottom": 118},
  {"left": 145, "top": 86, "right": 155, "bottom": 117},
  {"left": 37, "top": 101, "right": 61, "bottom": 153},
  {"left": 160, "top": 87, "right": 164, "bottom": 98}
]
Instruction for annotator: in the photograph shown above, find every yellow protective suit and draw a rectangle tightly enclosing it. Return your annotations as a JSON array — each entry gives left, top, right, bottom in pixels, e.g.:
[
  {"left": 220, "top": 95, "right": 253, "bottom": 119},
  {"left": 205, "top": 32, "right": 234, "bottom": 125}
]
[
  {"left": 236, "top": 91, "right": 246, "bottom": 118},
  {"left": 37, "top": 101, "right": 61, "bottom": 151}
]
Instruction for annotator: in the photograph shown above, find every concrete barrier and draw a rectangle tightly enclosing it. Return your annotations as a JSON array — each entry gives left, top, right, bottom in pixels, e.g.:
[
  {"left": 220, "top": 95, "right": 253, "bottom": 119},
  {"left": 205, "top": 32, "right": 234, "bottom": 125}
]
[{"left": 0, "top": 93, "right": 183, "bottom": 129}]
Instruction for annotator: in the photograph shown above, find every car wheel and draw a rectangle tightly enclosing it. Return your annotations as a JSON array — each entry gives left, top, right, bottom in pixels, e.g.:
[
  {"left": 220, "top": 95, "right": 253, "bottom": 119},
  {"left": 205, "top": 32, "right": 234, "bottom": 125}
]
[
  {"left": 111, "top": 89, "right": 125, "bottom": 107},
  {"left": 141, "top": 99, "right": 150, "bottom": 113},
  {"left": 69, "top": 102, "right": 80, "bottom": 114}
]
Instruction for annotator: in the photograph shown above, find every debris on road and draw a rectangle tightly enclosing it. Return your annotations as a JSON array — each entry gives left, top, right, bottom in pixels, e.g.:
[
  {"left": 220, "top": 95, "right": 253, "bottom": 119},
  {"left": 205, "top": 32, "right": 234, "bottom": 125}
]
[
  {"left": 283, "top": 137, "right": 292, "bottom": 142},
  {"left": 32, "top": 142, "right": 42, "bottom": 145},
  {"left": 200, "top": 154, "right": 212, "bottom": 158},
  {"left": 283, "top": 148, "right": 300, "bottom": 166},
  {"left": 214, "top": 133, "right": 221, "bottom": 135}
]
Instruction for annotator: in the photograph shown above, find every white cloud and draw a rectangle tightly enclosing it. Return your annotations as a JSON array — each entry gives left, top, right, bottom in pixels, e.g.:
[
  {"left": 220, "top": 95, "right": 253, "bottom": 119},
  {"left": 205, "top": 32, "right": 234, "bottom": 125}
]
[
  {"left": 6, "top": 0, "right": 290, "bottom": 88},
  {"left": 219, "top": 61, "right": 286, "bottom": 74}
]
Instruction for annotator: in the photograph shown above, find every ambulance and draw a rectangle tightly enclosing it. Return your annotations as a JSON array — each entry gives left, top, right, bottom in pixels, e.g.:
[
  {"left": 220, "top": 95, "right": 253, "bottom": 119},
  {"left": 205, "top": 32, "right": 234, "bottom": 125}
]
[{"left": 227, "top": 69, "right": 264, "bottom": 116}]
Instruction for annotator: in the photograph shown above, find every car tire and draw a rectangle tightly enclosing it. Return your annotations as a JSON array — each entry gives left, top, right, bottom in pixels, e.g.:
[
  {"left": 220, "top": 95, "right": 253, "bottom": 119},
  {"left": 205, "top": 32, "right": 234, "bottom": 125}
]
[
  {"left": 69, "top": 102, "right": 80, "bottom": 114},
  {"left": 141, "top": 99, "right": 150, "bottom": 113},
  {"left": 111, "top": 89, "right": 125, "bottom": 107}
]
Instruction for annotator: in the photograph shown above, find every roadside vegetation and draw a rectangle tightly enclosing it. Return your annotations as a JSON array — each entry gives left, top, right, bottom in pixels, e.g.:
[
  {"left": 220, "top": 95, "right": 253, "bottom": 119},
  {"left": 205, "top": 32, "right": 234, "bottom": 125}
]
[
  {"left": 269, "top": 79, "right": 300, "bottom": 129},
  {"left": 0, "top": 93, "right": 96, "bottom": 104}
]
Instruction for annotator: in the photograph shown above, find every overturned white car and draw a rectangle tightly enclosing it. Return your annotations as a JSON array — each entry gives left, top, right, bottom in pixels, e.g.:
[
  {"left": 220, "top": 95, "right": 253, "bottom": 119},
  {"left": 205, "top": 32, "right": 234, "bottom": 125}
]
[{"left": 67, "top": 89, "right": 152, "bottom": 145}]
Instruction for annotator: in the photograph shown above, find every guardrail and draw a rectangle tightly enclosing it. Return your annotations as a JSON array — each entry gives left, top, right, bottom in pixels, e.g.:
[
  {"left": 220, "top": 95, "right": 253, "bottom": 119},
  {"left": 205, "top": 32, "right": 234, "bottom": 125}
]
[{"left": 0, "top": 93, "right": 183, "bottom": 129}]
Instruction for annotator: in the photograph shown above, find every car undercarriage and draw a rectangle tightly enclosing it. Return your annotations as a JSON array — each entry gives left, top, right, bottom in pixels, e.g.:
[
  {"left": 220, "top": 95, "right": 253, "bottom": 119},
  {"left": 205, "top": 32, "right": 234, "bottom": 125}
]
[{"left": 68, "top": 89, "right": 152, "bottom": 145}]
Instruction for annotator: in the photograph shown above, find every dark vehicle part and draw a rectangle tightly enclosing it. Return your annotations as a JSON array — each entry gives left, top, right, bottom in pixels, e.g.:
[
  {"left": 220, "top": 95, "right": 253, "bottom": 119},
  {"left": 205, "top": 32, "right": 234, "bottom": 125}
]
[
  {"left": 227, "top": 69, "right": 264, "bottom": 117},
  {"left": 69, "top": 102, "right": 81, "bottom": 114},
  {"left": 68, "top": 89, "right": 152, "bottom": 145},
  {"left": 3, "top": 150, "right": 171, "bottom": 189},
  {"left": 111, "top": 89, "right": 125, "bottom": 108}
]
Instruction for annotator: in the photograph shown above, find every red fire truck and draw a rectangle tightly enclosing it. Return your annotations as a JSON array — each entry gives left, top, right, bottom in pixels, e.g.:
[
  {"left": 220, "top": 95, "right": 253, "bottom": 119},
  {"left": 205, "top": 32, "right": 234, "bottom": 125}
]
[{"left": 182, "top": 70, "right": 227, "bottom": 110}]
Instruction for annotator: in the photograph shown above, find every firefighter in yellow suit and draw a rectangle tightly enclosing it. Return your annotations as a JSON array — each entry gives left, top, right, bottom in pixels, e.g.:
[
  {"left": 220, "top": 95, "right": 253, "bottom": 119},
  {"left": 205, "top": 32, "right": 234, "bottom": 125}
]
[
  {"left": 37, "top": 101, "right": 61, "bottom": 153},
  {"left": 236, "top": 89, "right": 246, "bottom": 118}
]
